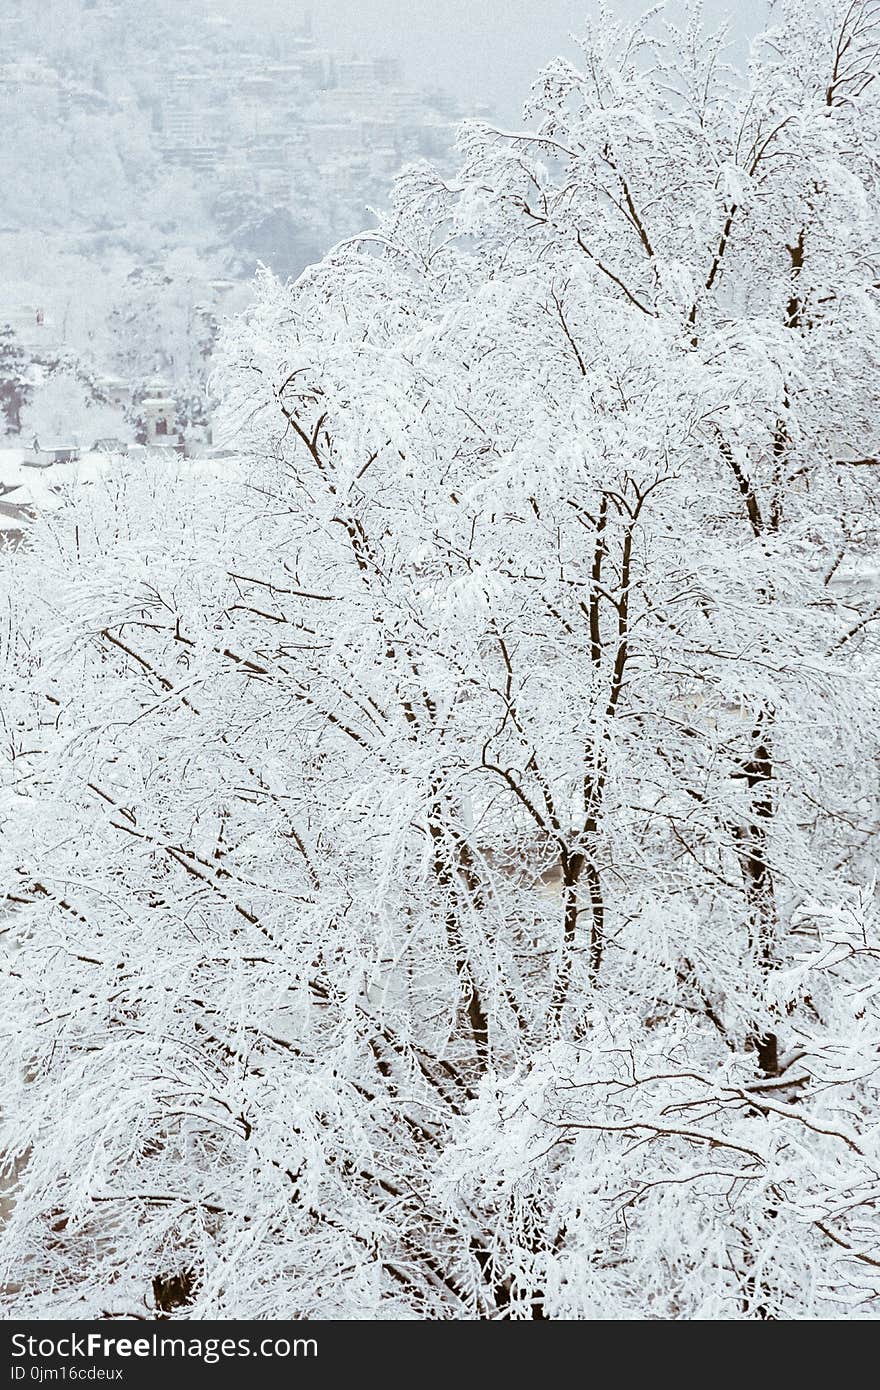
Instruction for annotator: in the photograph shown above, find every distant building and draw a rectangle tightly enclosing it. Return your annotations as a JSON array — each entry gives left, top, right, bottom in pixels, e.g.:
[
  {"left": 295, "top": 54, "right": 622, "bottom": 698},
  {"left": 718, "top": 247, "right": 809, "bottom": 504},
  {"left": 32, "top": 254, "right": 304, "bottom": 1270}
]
[
  {"left": 373, "top": 58, "right": 402, "bottom": 87},
  {"left": 161, "top": 141, "right": 225, "bottom": 172},
  {"left": 140, "top": 379, "right": 178, "bottom": 445},
  {"left": 94, "top": 374, "right": 131, "bottom": 410},
  {"left": 27, "top": 437, "right": 80, "bottom": 467},
  {"left": 92, "top": 437, "right": 129, "bottom": 455},
  {"left": 335, "top": 60, "right": 374, "bottom": 90},
  {"left": 4, "top": 304, "right": 58, "bottom": 355},
  {"left": 0, "top": 60, "right": 61, "bottom": 119}
]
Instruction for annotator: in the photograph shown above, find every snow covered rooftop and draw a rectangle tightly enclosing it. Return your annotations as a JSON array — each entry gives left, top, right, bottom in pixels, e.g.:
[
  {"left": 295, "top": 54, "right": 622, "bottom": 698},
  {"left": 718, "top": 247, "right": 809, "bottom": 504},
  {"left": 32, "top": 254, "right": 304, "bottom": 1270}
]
[{"left": 0, "top": 448, "right": 110, "bottom": 511}]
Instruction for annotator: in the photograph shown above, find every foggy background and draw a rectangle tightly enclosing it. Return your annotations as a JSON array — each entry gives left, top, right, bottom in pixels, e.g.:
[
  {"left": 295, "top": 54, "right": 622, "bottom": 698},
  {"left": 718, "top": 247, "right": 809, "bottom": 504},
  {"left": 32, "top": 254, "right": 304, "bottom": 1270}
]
[
  {"left": 0, "top": 0, "right": 773, "bottom": 491},
  {"left": 229, "top": 0, "right": 772, "bottom": 120}
]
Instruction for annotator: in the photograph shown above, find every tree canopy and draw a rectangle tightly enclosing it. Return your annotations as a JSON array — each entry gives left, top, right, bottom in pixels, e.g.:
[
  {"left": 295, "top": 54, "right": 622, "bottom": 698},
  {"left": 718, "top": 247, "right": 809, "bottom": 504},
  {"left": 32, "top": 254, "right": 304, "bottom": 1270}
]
[{"left": 2, "top": 0, "right": 880, "bottom": 1319}]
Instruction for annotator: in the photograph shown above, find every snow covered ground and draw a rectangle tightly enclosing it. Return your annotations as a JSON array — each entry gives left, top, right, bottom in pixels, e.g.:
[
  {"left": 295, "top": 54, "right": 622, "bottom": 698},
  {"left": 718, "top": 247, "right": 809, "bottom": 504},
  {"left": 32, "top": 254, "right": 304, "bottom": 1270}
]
[
  {"left": 0, "top": 445, "right": 243, "bottom": 547},
  {"left": 0, "top": 446, "right": 112, "bottom": 530}
]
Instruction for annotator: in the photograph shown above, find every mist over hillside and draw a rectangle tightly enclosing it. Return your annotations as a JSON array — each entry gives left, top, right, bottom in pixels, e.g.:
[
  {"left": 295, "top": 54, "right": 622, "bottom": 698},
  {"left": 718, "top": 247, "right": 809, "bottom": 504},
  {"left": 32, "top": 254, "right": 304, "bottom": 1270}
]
[{"left": 0, "top": 0, "right": 467, "bottom": 454}]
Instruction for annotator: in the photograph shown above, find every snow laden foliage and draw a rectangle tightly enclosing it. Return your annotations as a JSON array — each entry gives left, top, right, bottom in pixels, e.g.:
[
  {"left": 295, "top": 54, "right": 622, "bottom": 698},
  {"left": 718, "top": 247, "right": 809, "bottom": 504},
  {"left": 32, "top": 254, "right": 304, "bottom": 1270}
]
[{"left": 3, "top": 0, "right": 880, "bottom": 1318}]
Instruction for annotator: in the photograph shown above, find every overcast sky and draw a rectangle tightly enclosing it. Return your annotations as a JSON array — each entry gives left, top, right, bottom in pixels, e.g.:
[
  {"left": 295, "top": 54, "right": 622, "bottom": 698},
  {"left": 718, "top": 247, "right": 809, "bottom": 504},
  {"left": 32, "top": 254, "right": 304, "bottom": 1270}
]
[{"left": 226, "top": 1, "right": 771, "bottom": 120}]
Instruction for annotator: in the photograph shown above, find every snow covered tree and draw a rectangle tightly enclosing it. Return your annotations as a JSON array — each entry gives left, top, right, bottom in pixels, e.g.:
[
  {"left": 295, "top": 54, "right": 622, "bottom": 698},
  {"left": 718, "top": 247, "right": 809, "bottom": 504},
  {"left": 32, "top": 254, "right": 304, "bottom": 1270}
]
[
  {"left": 107, "top": 254, "right": 223, "bottom": 386},
  {"left": 2, "top": 0, "right": 880, "bottom": 1319},
  {"left": 22, "top": 360, "right": 127, "bottom": 446},
  {"left": 0, "top": 325, "right": 32, "bottom": 436}
]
